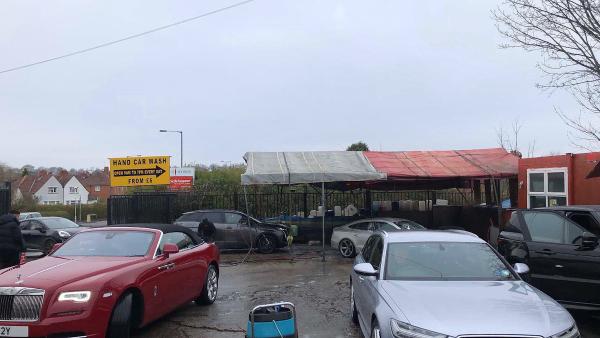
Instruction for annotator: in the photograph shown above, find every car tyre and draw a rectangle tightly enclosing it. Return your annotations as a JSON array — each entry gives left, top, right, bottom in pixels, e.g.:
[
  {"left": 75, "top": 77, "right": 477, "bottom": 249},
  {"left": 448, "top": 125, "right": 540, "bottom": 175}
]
[
  {"left": 339, "top": 239, "right": 356, "bottom": 258},
  {"left": 257, "top": 234, "right": 276, "bottom": 254},
  {"left": 43, "top": 239, "right": 57, "bottom": 256},
  {"left": 196, "top": 264, "right": 218, "bottom": 305},
  {"left": 351, "top": 284, "right": 358, "bottom": 324},
  {"left": 371, "top": 319, "right": 381, "bottom": 338},
  {"left": 107, "top": 292, "right": 132, "bottom": 338}
]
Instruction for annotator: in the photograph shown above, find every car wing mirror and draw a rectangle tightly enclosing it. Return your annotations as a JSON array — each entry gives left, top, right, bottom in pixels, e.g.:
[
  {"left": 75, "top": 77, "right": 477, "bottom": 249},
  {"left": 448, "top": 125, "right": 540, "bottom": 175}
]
[
  {"left": 581, "top": 232, "right": 599, "bottom": 249},
  {"left": 513, "top": 263, "right": 530, "bottom": 277},
  {"left": 162, "top": 243, "right": 179, "bottom": 258},
  {"left": 354, "top": 263, "right": 379, "bottom": 277},
  {"left": 499, "top": 231, "right": 524, "bottom": 241}
]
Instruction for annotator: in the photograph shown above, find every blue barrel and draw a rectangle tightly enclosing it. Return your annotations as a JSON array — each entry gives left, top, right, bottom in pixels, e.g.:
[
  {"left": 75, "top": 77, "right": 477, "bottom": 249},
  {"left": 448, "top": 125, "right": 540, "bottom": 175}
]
[{"left": 247, "top": 306, "right": 296, "bottom": 338}]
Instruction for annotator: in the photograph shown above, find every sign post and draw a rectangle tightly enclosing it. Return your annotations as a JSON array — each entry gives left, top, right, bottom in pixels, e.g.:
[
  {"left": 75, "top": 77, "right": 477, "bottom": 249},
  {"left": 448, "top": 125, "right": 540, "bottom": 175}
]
[{"left": 109, "top": 156, "right": 171, "bottom": 187}]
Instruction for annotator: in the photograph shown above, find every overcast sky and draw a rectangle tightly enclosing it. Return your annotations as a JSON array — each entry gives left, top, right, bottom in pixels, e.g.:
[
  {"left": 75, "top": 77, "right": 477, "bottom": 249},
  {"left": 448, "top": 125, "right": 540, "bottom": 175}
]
[{"left": 0, "top": 0, "right": 583, "bottom": 169}]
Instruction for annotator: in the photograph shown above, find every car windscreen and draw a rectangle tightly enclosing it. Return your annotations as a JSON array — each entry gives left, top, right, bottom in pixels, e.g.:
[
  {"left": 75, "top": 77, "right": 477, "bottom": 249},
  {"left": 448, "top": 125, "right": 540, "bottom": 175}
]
[
  {"left": 393, "top": 220, "right": 425, "bottom": 230},
  {"left": 42, "top": 218, "right": 79, "bottom": 229},
  {"left": 385, "top": 242, "right": 515, "bottom": 281},
  {"left": 52, "top": 231, "right": 155, "bottom": 257}
]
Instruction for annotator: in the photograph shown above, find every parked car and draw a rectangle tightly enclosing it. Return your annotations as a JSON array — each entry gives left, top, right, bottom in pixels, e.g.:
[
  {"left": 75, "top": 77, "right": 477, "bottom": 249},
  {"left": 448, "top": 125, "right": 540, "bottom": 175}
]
[
  {"left": 19, "top": 216, "right": 88, "bottom": 255},
  {"left": 331, "top": 218, "right": 425, "bottom": 258},
  {"left": 174, "top": 209, "right": 289, "bottom": 253},
  {"left": 498, "top": 209, "right": 600, "bottom": 310},
  {"left": 351, "top": 230, "right": 579, "bottom": 338},
  {"left": 541, "top": 205, "right": 600, "bottom": 236},
  {"left": 18, "top": 212, "right": 41, "bottom": 221},
  {"left": 0, "top": 224, "right": 219, "bottom": 338}
]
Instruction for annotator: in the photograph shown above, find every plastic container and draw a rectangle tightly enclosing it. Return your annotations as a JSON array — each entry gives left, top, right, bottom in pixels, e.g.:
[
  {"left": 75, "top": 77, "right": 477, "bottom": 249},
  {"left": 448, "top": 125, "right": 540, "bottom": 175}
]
[{"left": 247, "top": 302, "right": 297, "bottom": 338}]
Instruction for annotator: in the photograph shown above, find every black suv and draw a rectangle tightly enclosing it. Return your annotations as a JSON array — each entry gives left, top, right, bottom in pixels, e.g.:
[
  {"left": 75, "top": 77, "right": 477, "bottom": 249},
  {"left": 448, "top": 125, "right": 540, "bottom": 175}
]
[
  {"left": 174, "top": 210, "right": 289, "bottom": 254},
  {"left": 498, "top": 207, "right": 600, "bottom": 310}
]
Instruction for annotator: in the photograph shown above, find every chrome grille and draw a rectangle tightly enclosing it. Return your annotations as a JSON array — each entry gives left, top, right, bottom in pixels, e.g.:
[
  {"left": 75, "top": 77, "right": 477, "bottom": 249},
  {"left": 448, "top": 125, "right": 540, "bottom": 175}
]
[{"left": 0, "top": 287, "right": 44, "bottom": 322}]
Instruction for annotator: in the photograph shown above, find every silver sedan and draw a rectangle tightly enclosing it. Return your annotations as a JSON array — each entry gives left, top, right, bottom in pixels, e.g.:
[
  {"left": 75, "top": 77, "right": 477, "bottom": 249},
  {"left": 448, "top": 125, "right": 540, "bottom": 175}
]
[
  {"left": 350, "top": 230, "right": 579, "bottom": 338},
  {"left": 331, "top": 218, "right": 424, "bottom": 258}
]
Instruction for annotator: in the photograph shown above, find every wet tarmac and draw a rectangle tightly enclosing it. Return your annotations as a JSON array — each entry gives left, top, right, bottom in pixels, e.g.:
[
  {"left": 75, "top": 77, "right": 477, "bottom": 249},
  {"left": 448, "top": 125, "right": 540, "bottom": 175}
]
[{"left": 131, "top": 247, "right": 599, "bottom": 338}]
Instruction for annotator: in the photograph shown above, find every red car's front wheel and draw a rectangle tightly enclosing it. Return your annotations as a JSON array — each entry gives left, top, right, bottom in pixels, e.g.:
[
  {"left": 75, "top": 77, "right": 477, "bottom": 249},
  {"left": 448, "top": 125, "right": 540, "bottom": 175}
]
[
  {"left": 107, "top": 292, "right": 133, "bottom": 338},
  {"left": 196, "top": 265, "right": 218, "bottom": 305}
]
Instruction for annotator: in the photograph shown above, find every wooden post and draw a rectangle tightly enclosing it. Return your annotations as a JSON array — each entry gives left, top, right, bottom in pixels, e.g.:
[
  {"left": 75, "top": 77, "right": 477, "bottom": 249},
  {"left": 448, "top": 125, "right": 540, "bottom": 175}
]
[
  {"left": 509, "top": 178, "right": 518, "bottom": 208},
  {"left": 484, "top": 180, "right": 492, "bottom": 205},
  {"left": 473, "top": 180, "right": 481, "bottom": 205}
]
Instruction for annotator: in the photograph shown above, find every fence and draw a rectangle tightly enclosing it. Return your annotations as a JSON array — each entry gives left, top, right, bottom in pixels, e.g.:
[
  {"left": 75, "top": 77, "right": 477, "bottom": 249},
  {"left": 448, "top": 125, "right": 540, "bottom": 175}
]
[
  {"left": 107, "top": 189, "right": 476, "bottom": 225},
  {"left": 0, "top": 182, "right": 10, "bottom": 216}
]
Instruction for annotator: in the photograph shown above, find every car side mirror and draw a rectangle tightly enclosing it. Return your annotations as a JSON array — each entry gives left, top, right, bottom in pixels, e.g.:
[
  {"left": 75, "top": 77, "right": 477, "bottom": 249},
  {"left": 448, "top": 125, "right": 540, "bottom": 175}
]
[
  {"left": 499, "top": 231, "right": 524, "bottom": 241},
  {"left": 50, "top": 243, "right": 62, "bottom": 254},
  {"left": 513, "top": 263, "right": 530, "bottom": 277},
  {"left": 354, "top": 263, "right": 379, "bottom": 277},
  {"left": 162, "top": 243, "right": 179, "bottom": 258},
  {"left": 581, "top": 232, "right": 599, "bottom": 249}
]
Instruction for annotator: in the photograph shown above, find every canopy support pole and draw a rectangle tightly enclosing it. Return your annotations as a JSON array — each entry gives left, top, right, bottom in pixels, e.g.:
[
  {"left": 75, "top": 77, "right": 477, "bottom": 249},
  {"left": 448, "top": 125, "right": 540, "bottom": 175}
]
[{"left": 322, "top": 181, "right": 326, "bottom": 262}]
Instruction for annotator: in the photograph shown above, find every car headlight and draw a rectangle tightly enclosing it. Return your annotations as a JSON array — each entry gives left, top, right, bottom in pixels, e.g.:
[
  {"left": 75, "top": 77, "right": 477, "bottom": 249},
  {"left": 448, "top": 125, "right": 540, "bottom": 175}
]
[
  {"left": 551, "top": 325, "right": 580, "bottom": 338},
  {"left": 391, "top": 319, "right": 448, "bottom": 338},
  {"left": 58, "top": 230, "right": 71, "bottom": 238},
  {"left": 58, "top": 291, "right": 91, "bottom": 303}
]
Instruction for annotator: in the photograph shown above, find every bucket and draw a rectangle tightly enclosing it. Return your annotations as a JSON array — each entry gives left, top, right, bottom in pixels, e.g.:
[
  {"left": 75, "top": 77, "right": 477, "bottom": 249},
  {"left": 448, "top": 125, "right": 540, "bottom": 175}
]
[{"left": 247, "top": 302, "right": 297, "bottom": 338}]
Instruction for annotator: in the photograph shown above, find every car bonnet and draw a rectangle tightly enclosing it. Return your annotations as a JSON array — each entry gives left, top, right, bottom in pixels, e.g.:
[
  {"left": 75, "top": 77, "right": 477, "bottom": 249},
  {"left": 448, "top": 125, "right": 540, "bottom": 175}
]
[{"left": 379, "top": 280, "right": 574, "bottom": 337}]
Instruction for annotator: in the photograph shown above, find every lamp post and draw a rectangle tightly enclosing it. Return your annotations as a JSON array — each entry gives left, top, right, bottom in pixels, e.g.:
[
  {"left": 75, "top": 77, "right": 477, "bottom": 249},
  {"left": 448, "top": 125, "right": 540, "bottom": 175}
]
[{"left": 159, "top": 130, "right": 183, "bottom": 167}]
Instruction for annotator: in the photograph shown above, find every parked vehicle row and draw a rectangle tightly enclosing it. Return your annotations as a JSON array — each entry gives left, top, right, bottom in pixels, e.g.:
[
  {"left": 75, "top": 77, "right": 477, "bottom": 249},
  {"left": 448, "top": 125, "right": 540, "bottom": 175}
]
[{"left": 0, "top": 224, "right": 219, "bottom": 338}]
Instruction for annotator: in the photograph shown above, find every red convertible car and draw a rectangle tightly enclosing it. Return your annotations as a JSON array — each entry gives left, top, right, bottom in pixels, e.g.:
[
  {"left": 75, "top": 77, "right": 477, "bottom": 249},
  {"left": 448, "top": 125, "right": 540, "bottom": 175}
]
[{"left": 0, "top": 224, "right": 220, "bottom": 338}]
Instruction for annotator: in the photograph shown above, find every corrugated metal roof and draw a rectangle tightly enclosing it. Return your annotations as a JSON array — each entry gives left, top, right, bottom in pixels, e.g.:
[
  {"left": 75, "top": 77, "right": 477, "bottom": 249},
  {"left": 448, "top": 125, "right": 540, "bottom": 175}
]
[{"left": 364, "top": 148, "right": 518, "bottom": 180}]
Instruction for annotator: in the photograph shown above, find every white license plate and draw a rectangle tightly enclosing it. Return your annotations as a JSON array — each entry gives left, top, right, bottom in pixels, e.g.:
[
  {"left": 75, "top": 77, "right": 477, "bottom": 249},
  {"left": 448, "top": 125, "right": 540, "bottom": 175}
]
[{"left": 0, "top": 326, "right": 28, "bottom": 337}]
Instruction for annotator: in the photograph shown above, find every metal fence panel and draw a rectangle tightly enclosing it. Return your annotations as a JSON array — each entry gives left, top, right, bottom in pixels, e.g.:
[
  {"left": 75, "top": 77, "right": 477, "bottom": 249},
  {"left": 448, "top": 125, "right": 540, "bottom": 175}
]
[{"left": 0, "top": 183, "right": 10, "bottom": 216}]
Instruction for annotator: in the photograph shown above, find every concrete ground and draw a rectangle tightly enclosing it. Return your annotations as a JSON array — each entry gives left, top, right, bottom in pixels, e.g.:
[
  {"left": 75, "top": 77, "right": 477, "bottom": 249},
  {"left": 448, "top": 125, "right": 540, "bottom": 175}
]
[{"left": 133, "top": 247, "right": 599, "bottom": 338}]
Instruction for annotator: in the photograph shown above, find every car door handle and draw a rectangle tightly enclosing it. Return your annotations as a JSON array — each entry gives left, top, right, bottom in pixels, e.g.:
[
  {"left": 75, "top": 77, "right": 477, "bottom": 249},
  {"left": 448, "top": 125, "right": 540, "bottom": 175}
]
[
  {"left": 536, "top": 249, "right": 556, "bottom": 255},
  {"left": 158, "top": 263, "right": 175, "bottom": 271},
  {"left": 226, "top": 227, "right": 233, "bottom": 230}
]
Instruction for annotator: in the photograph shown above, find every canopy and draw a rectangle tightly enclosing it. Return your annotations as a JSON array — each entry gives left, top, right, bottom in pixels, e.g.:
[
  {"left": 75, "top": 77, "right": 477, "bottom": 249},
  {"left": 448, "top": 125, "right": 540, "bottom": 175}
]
[
  {"left": 364, "top": 148, "right": 518, "bottom": 180},
  {"left": 242, "top": 151, "right": 386, "bottom": 185}
]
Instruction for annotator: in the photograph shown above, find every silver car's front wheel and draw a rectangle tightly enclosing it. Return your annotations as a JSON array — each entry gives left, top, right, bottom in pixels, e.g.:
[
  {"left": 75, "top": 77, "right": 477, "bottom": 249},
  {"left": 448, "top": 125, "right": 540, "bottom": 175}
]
[
  {"left": 339, "top": 239, "right": 356, "bottom": 258},
  {"left": 371, "top": 321, "right": 381, "bottom": 338},
  {"left": 351, "top": 284, "right": 358, "bottom": 324}
]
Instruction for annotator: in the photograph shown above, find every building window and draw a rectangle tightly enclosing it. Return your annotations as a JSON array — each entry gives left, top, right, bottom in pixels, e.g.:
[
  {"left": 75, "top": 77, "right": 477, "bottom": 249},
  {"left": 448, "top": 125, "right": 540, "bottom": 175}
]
[
  {"left": 69, "top": 187, "right": 78, "bottom": 193},
  {"left": 95, "top": 186, "right": 101, "bottom": 192},
  {"left": 527, "top": 168, "right": 568, "bottom": 208},
  {"left": 48, "top": 187, "right": 57, "bottom": 194}
]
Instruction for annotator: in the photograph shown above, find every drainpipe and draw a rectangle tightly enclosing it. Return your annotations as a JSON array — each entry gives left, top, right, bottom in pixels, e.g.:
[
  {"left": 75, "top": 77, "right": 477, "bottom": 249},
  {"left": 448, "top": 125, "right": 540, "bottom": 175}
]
[{"left": 567, "top": 153, "right": 574, "bottom": 205}]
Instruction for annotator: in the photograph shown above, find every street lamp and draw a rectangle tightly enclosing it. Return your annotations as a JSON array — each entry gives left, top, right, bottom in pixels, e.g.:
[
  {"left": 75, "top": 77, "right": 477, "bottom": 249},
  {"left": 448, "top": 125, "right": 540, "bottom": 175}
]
[{"left": 159, "top": 129, "right": 183, "bottom": 167}]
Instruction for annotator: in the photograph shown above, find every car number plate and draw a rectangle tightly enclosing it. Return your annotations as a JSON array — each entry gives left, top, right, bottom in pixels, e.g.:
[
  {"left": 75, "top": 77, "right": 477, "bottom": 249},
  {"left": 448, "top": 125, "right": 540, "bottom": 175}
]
[{"left": 0, "top": 326, "right": 28, "bottom": 337}]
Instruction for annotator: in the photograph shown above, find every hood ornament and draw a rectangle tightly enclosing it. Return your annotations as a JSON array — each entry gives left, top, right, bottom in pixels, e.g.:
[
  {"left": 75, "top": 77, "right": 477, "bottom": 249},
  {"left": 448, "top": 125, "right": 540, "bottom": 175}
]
[{"left": 15, "top": 274, "right": 23, "bottom": 284}]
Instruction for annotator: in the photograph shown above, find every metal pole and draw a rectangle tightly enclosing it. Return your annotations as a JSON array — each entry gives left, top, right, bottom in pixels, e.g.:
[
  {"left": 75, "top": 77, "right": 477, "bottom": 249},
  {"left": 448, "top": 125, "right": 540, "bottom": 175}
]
[
  {"left": 322, "top": 181, "right": 326, "bottom": 262},
  {"left": 180, "top": 131, "right": 183, "bottom": 167}
]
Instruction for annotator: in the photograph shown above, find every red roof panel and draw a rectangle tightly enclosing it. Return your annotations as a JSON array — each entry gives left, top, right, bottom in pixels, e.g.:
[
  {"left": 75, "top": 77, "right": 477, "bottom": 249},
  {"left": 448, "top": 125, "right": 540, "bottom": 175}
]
[{"left": 364, "top": 148, "right": 518, "bottom": 180}]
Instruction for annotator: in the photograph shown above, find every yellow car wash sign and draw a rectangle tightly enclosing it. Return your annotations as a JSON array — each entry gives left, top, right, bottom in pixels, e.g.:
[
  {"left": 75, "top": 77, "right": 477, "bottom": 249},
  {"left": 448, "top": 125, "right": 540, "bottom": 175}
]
[{"left": 110, "top": 156, "right": 170, "bottom": 187}]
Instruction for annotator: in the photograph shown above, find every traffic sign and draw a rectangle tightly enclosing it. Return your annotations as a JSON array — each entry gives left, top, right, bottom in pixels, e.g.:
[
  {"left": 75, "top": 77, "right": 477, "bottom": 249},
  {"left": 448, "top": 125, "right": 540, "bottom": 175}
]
[{"left": 109, "top": 156, "right": 170, "bottom": 187}]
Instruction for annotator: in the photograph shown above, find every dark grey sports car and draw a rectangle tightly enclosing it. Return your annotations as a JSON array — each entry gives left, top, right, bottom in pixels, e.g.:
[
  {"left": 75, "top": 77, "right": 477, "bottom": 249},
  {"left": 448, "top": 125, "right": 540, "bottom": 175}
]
[
  {"left": 175, "top": 209, "right": 289, "bottom": 253},
  {"left": 19, "top": 217, "right": 87, "bottom": 254}
]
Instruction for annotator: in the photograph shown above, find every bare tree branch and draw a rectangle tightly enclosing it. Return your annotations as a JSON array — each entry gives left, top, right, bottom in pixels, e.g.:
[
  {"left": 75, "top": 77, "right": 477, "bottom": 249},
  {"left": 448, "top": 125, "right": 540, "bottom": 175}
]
[{"left": 494, "top": 0, "right": 600, "bottom": 148}]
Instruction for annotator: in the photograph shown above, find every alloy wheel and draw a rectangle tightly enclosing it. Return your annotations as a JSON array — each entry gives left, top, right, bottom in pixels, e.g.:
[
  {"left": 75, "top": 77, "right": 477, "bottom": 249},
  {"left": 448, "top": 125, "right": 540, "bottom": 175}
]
[
  {"left": 207, "top": 268, "right": 218, "bottom": 302},
  {"left": 339, "top": 239, "right": 355, "bottom": 258}
]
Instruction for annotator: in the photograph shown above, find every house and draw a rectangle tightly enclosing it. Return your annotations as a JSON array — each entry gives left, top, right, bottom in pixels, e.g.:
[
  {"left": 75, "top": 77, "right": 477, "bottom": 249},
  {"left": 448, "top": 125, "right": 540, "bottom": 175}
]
[
  {"left": 57, "top": 171, "right": 89, "bottom": 205},
  {"left": 518, "top": 152, "right": 600, "bottom": 208},
  {"left": 77, "top": 167, "right": 126, "bottom": 203},
  {"left": 13, "top": 170, "right": 90, "bottom": 205}
]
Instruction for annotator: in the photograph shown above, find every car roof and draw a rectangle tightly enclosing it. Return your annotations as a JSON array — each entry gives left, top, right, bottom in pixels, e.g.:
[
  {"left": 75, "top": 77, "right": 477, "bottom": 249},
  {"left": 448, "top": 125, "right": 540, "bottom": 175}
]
[
  {"left": 537, "top": 205, "right": 600, "bottom": 212},
  {"left": 349, "top": 217, "right": 414, "bottom": 223},
  {"left": 181, "top": 209, "right": 240, "bottom": 214},
  {"left": 383, "top": 230, "right": 485, "bottom": 243},
  {"left": 108, "top": 223, "right": 204, "bottom": 243}
]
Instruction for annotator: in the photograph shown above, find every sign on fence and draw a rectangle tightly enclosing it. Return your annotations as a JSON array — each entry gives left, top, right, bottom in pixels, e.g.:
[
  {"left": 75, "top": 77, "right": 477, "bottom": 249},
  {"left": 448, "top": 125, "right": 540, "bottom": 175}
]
[
  {"left": 109, "top": 156, "right": 170, "bottom": 187},
  {"left": 170, "top": 167, "right": 195, "bottom": 190}
]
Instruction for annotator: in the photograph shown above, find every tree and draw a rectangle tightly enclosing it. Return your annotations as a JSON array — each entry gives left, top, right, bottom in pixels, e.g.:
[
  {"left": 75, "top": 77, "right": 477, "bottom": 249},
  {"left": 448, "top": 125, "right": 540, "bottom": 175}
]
[
  {"left": 346, "top": 141, "right": 370, "bottom": 151},
  {"left": 494, "top": 0, "right": 600, "bottom": 148}
]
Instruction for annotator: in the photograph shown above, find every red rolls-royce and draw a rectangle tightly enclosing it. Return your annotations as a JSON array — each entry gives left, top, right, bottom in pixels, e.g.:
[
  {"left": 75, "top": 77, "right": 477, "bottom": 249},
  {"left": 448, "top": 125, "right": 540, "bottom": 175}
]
[{"left": 0, "top": 224, "right": 220, "bottom": 338}]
